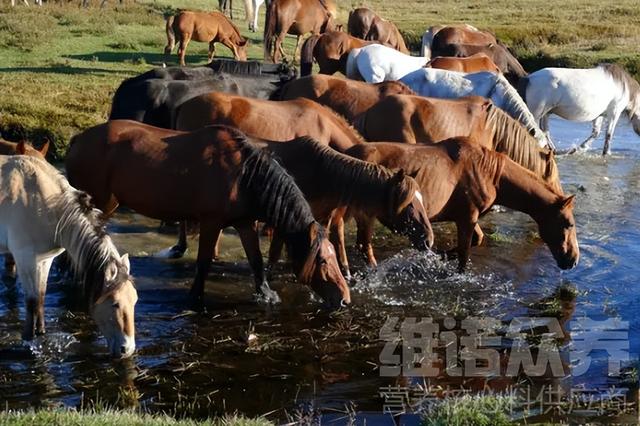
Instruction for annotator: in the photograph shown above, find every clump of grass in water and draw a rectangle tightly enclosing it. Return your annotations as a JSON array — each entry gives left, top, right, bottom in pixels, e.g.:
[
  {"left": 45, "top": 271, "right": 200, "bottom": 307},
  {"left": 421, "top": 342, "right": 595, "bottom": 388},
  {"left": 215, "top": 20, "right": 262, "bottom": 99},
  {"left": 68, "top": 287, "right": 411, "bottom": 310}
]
[{"left": 421, "top": 394, "right": 514, "bottom": 426}]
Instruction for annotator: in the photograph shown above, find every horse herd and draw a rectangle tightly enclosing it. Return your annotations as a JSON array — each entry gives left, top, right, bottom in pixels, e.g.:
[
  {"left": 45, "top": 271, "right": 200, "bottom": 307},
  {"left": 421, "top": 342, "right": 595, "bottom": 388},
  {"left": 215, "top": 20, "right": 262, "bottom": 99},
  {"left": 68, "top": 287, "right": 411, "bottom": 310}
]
[{"left": 4, "top": 1, "right": 639, "bottom": 360}]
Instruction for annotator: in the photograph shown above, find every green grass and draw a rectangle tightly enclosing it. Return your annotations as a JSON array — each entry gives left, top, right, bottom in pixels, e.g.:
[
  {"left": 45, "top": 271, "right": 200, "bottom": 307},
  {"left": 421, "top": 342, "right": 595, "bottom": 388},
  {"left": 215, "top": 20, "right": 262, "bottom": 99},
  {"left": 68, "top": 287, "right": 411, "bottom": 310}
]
[
  {"left": 421, "top": 394, "right": 513, "bottom": 426},
  {"left": 1, "top": 0, "right": 639, "bottom": 158},
  {"left": 0, "top": 409, "right": 273, "bottom": 426}
]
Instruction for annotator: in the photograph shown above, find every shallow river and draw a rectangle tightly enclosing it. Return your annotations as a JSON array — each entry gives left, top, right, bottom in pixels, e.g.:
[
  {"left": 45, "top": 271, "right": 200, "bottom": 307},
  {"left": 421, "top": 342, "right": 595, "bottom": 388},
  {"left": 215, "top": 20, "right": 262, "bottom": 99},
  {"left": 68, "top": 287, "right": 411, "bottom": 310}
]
[{"left": 0, "top": 118, "right": 638, "bottom": 424}]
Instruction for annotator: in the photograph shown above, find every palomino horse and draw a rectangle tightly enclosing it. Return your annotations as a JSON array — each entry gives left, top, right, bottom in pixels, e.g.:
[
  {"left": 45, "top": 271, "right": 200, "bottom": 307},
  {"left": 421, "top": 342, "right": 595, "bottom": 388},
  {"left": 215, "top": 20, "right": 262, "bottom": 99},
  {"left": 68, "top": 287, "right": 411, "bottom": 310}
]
[
  {"left": 519, "top": 64, "right": 640, "bottom": 155},
  {"left": 345, "top": 139, "right": 579, "bottom": 271},
  {"left": 420, "top": 24, "right": 484, "bottom": 58},
  {"left": 399, "top": 68, "right": 554, "bottom": 149},
  {"left": 263, "top": 0, "right": 337, "bottom": 63},
  {"left": 300, "top": 31, "right": 376, "bottom": 76},
  {"left": 0, "top": 156, "right": 137, "bottom": 358},
  {"left": 279, "top": 74, "right": 415, "bottom": 122},
  {"left": 164, "top": 11, "right": 248, "bottom": 66},
  {"left": 257, "top": 137, "right": 433, "bottom": 277},
  {"left": 109, "top": 59, "right": 297, "bottom": 128},
  {"left": 431, "top": 42, "right": 527, "bottom": 86},
  {"left": 346, "top": 44, "right": 428, "bottom": 82},
  {"left": 347, "top": 8, "right": 408, "bottom": 54},
  {"left": 65, "top": 122, "right": 350, "bottom": 308},
  {"left": 175, "top": 93, "right": 365, "bottom": 152},
  {"left": 426, "top": 54, "right": 501, "bottom": 74}
]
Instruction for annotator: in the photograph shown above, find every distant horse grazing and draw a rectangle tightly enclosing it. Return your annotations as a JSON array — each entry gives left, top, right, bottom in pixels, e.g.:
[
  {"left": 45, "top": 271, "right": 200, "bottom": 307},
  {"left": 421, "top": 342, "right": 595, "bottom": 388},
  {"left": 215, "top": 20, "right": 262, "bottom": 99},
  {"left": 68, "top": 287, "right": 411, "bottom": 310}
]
[
  {"left": 300, "top": 31, "right": 376, "bottom": 76},
  {"left": 400, "top": 68, "right": 553, "bottom": 149},
  {"left": 175, "top": 93, "right": 365, "bottom": 152},
  {"left": 347, "top": 8, "right": 408, "bottom": 54},
  {"left": 431, "top": 42, "right": 527, "bottom": 86},
  {"left": 346, "top": 44, "right": 428, "bottom": 82},
  {"left": 109, "top": 59, "right": 297, "bottom": 129},
  {"left": 164, "top": 11, "right": 248, "bottom": 66},
  {"left": 263, "top": 0, "right": 337, "bottom": 63},
  {"left": 279, "top": 74, "right": 415, "bottom": 122},
  {"left": 519, "top": 64, "right": 640, "bottom": 155},
  {"left": 346, "top": 139, "right": 579, "bottom": 271},
  {"left": 66, "top": 122, "right": 350, "bottom": 308},
  {"left": 420, "top": 24, "right": 483, "bottom": 58},
  {"left": 258, "top": 137, "right": 433, "bottom": 277},
  {"left": 0, "top": 156, "right": 137, "bottom": 358},
  {"left": 426, "top": 54, "right": 501, "bottom": 74}
]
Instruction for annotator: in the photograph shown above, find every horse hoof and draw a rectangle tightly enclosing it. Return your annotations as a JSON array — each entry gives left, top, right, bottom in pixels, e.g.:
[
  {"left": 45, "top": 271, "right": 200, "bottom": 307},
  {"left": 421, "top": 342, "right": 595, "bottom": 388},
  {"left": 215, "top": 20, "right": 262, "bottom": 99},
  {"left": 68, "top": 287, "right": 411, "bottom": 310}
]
[
  {"left": 167, "top": 246, "right": 186, "bottom": 259},
  {"left": 255, "top": 283, "right": 281, "bottom": 305}
]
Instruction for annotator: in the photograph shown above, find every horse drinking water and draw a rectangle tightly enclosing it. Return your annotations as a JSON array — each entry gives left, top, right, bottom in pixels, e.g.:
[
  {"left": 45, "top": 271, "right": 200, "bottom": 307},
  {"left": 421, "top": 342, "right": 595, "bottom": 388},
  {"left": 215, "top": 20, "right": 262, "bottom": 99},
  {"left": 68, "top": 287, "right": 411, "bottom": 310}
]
[{"left": 0, "top": 156, "right": 137, "bottom": 358}]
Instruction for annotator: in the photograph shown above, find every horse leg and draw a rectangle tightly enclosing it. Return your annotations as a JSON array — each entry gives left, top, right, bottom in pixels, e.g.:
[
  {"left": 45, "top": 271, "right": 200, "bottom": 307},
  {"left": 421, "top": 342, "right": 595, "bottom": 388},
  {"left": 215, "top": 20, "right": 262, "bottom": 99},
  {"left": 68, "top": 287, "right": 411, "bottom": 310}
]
[
  {"left": 178, "top": 35, "right": 191, "bottom": 67},
  {"left": 356, "top": 215, "right": 377, "bottom": 268},
  {"left": 293, "top": 35, "right": 302, "bottom": 63},
  {"left": 208, "top": 41, "right": 217, "bottom": 63},
  {"left": 602, "top": 114, "right": 621, "bottom": 156},
  {"left": 274, "top": 32, "right": 288, "bottom": 63},
  {"left": 329, "top": 208, "right": 351, "bottom": 280},
  {"left": 16, "top": 256, "right": 54, "bottom": 339},
  {"left": 576, "top": 115, "right": 603, "bottom": 152},
  {"left": 267, "top": 229, "right": 285, "bottom": 265},
  {"left": 237, "top": 222, "right": 281, "bottom": 304},
  {"left": 455, "top": 216, "right": 478, "bottom": 272},
  {"left": 539, "top": 114, "right": 556, "bottom": 149},
  {"left": 471, "top": 224, "right": 484, "bottom": 247},
  {"left": 189, "top": 221, "right": 221, "bottom": 302},
  {"left": 251, "top": 0, "right": 259, "bottom": 31},
  {"left": 169, "top": 221, "right": 188, "bottom": 258}
]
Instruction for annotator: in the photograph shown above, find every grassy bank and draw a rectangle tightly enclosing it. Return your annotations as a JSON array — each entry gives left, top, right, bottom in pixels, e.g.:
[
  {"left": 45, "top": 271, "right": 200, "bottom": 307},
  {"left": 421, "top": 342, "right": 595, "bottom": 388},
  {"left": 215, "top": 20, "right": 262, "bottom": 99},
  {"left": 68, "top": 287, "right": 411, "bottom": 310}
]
[
  {"left": 0, "top": 409, "right": 273, "bottom": 426},
  {"left": 0, "top": 0, "right": 639, "bottom": 157}
]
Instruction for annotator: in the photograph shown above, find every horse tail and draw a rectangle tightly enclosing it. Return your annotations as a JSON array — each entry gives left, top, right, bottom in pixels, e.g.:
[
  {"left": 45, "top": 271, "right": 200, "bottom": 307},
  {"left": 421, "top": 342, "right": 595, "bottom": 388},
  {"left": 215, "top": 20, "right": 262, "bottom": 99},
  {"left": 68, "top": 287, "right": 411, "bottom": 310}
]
[
  {"left": 517, "top": 75, "right": 529, "bottom": 104},
  {"left": 263, "top": 0, "right": 278, "bottom": 61},
  {"left": 164, "top": 14, "right": 176, "bottom": 62},
  {"left": 300, "top": 34, "right": 321, "bottom": 76}
]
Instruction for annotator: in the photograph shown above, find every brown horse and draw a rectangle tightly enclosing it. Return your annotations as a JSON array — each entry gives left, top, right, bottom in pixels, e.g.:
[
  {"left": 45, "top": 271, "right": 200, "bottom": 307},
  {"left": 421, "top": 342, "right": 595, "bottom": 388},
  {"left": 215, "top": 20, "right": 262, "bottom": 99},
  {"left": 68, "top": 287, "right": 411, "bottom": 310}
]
[
  {"left": 263, "top": 0, "right": 337, "bottom": 63},
  {"left": 431, "top": 42, "right": 527, "bottom": 85},
  {"left": 431, "top": 26, "right": 497, "bottom": 49},
  {"left": 65, "top": 121, "right": 350, "bottom": 308},
  {"left": 347, "top": 8, "right": 408, "bottom": 53},
  {"left": 164, "top": 11, "right": 249, "bottom": 66},
  {"left": 346, "top": 139, "right": 579, "bottom": 271},
  {"left": 175, "top": 92, "right": 365, "bottom": 152},
  {"left": 257, "top": 137, "right": 433, "bottom": 277},
  {"left": 300, "top": 31, "right": 376, "bottom": 76},
  {"left": 426, "top": 53, "right": 501, "bottom": 74},
  {"left": 0, "top": 139, "right": 49, "bottom": 159},
  {"left": 279, "top": 74, "right": 415, "bottom": 122}
]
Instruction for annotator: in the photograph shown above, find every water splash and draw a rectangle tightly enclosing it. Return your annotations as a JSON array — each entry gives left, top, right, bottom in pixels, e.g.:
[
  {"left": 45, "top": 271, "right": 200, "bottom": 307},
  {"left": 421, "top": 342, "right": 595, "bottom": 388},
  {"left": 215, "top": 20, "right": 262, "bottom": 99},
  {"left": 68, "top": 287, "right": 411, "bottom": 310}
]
[{"left": 24, "top": 332, "right": 77, "bottom": 361}]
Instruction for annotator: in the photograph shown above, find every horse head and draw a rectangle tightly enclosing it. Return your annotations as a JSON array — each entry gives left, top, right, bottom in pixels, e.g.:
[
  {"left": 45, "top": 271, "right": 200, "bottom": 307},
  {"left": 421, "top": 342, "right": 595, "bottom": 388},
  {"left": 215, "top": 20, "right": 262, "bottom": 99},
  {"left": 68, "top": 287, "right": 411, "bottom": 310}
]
[
  {"left": 298, "top": 222, "right": 350, "bottom": 309},
  {"left": 237, "top": 38, "right": 249, "bottom": 61},
  {"left": 536, "top": 195, "right": 579, "bottom": 270},
  {"left": 91, "top": 253, "right": 138, "bottom": 358},
  {"left": 379, "top": 170, "right": 434, "bottom": 251}
]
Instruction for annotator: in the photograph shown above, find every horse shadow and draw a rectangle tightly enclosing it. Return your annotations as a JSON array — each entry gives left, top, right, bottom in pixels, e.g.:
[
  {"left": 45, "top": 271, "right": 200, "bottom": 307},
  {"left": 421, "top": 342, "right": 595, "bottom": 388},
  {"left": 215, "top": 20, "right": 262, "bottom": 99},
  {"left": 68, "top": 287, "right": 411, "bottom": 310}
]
[
  {"left": 0, "top": 65, "right": 125, "bottom": 76},
  {"left": 64, "top": 51, "right": 234, "bottom": 67}
]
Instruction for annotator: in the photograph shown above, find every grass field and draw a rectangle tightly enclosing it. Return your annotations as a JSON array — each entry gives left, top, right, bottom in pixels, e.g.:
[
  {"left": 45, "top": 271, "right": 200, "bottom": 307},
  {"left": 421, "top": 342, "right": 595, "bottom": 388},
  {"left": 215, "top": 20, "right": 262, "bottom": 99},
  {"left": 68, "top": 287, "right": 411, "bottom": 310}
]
[{"left": 0, "top": 0, "right": 639, "bottom": 158}]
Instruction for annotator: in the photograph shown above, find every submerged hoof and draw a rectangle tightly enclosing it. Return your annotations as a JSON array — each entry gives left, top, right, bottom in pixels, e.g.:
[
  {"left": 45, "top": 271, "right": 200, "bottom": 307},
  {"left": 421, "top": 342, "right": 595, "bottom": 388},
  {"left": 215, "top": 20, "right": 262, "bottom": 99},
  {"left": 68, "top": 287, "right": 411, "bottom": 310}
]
[{"left": 254, "top": 283, "right": 281, "bottom": 305}]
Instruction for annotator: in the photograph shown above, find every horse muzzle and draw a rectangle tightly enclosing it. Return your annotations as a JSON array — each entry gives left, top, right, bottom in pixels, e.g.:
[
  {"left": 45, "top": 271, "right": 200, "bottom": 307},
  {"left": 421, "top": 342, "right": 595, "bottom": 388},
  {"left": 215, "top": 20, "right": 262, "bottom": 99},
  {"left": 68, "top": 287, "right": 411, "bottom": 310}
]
[{"left": 109, "top": 334, "right": 136, "bottom": 359}]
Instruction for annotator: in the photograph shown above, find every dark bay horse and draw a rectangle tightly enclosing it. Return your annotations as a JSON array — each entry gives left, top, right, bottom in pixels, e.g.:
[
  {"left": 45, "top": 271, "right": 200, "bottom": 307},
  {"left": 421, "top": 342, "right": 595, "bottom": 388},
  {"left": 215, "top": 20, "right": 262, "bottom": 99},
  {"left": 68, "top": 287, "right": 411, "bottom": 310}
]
[
  {"left": 279, "top": 75, "right": 415, "bottom": 122},
  {"left": 426, "top": 53, "right": 501, "bottom": 74},
  {"left": 109, "top": 59, "right": 297, "bottom": 129},
  {"left": 65, "top": 121, "right": 350, "bottom": 308},
  {"left": 258, "top": 137, "right": 433, "bottom": 277},
  {"left": 175, "top": 92, "right": 365, "bottom": 152},
  {"left": 164, "top": 11, "right": 248, "bottom": 66},
  {"left": 347, "top": 7, "right": 408, "bottom": 53},
  {"left": 346, "top": 139, "right": 579, "bottom": 271},
  {"left": 263, "top": 0, "right": 337, "bottom": 63},
  {"left": 300, "top": 31, "right": 376, "bottom": 76}
]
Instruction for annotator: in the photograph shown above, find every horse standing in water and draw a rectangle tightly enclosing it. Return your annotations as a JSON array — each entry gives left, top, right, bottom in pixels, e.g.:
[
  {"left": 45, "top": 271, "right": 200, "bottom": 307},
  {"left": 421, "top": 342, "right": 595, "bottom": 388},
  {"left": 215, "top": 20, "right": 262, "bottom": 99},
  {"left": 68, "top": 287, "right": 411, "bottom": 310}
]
[
  {"left": 279, "top": 75, "right": 414, "bottom": 122},
  {"left": 0, "top": 156, "right": 137, "bottom": 358},
  {"left": 66, "top": 122, "right": 350, "bottom": 308},
  {"left": 164, "top": 11, "right": 249, "bottom": 66},
  {"left": 345, "top": 139, "right": 579, "bottom": 271},
  {"left": 263, "top": 0, "right": 337, "bottom": 63},
  {"left": 519, "top": 64, "right": 640, "bottom": 155}
]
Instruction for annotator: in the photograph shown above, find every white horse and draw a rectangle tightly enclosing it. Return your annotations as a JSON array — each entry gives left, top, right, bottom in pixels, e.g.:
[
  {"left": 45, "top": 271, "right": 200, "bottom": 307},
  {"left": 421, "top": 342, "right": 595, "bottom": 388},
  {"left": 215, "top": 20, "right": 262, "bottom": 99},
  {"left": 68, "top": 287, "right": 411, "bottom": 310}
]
[
  {"left": 519, "top": 64, "right": 640, "bottom": 155},
  {"left": 346, "top": 44, "right": 428, "bottom": 83},
  {"left": 0, "top": 155, "right": 137, "bottom": 358},
  {"left": 250, "top": 0, "right": 266, "bottom": 31},
  {"left": 400, "top": 67, "right": 553, "bottom": 149},
  {"left": 420, "top": 24, "right": 480, "bottom": 59}
]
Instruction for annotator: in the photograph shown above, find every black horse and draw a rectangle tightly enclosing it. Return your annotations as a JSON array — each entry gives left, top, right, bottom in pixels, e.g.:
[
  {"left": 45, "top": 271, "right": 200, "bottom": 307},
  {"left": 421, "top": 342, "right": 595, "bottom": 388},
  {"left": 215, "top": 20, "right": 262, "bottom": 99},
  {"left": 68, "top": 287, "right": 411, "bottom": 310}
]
[{"left": 109, "top": 59, "right": 298, "bottom": 129}]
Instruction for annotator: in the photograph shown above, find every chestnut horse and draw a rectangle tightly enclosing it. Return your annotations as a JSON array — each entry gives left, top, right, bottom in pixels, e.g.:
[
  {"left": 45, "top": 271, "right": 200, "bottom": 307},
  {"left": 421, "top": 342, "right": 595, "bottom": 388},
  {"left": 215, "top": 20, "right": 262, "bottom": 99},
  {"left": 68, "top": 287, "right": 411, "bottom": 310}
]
[
  {"left": 426, "top": 53, "right": 501, "bottom": 74},
  {"left": 175, "top": 92, "right": 364, "bottom": 152},
  {"left": 164, "top": 11, "right": 248, "bottom": 66},
  {"left": 279, "top": 74, "right": 415, "bottom": 122},
  {"left": 431, "top": 26, "right": 497, "bottom": 51},
  {"left": 65, "top": 122, "right": 350, "bottom": 308},
  {"left": 257, "top": 137, "right": 433, "bottom": 277},
  {"left": 345, "top": 139, "right": 579, "bottom": 271},
  {"left": 347, "top": 8, "right": 408, "bottom": 54},
  {"left": 263, "top": 0, "right": 337, "bottom": 63},
  {"left": 300, "top": 31, "right": 376, "bottom": 76},
  {"left": 420, "top": 24, "right": 484, "bottom": 58}
]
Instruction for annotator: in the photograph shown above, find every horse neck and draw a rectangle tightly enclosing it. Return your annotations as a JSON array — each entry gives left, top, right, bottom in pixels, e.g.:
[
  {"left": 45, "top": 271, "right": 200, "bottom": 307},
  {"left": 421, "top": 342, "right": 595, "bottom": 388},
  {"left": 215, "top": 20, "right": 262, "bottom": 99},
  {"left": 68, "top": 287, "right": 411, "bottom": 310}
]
[
  {"left": 495, "top": 157, "right": 560, "bottom": 221},
  {"left": 325, "top": 110, "right": 364, "bottom": 149}
]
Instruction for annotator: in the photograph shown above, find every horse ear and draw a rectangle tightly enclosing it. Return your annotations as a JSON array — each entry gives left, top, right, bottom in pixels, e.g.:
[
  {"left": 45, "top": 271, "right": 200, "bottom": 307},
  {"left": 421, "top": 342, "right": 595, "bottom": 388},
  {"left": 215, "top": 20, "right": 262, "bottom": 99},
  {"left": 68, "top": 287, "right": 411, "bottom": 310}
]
[
  {"left": 488, "top": 42, "right": 494, "bottom": 48},
  {"left": 105, "top": 262, "right": 118, "bottom": 282},
  {"left": 16, "top": 141, "right": 27, "bottom": 155},
  {"left": 308, "top": 221, "right": 319, "bottom": 242},
  {"left": 39, "top": 139, "right": 50, "bottom": 157},
  {"left": 558, "top": 195, "right": 576, "bottom": 210},
  {"left": 120, "top": 253, "right": 131, "bottom": 275},
  {"left": 393, "top": 169, "right": 406, "bottom": 182}
]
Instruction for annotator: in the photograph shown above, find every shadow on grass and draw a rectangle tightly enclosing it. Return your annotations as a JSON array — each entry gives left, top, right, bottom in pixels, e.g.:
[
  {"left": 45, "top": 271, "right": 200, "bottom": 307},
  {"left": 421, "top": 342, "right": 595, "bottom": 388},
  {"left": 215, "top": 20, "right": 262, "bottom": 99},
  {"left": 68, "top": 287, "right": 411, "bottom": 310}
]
[
  {"left": 64, "top": 51, "right": 235, "bottom": 67},
  {"left": 0, "top": 65, "right": 127, "bottom": 76}
]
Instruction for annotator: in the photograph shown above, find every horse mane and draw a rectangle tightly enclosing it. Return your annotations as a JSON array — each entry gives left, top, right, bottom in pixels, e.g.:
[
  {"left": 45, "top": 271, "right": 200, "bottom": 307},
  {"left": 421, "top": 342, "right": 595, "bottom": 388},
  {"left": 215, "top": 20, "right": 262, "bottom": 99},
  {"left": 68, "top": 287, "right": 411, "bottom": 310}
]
[
  {"left": 208, "top": 59, "right": 297, "bottom": 80},
  {"left": 485, "top": 104, "right": 560, "bottom": 189},
  {"left": 600, "top": 63, "right": 640, "bottom": 107},
  {"left": 222, "top": 13, "right": 247, "bottom": 43}
]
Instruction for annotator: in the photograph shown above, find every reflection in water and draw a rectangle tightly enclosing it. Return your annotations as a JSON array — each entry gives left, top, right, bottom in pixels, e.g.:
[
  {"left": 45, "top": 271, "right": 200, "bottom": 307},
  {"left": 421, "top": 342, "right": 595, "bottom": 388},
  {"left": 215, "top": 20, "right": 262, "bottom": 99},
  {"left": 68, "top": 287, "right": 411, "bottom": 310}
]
[{"left": 0, "top": 119, "right": 638, "bottom": 422}]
